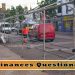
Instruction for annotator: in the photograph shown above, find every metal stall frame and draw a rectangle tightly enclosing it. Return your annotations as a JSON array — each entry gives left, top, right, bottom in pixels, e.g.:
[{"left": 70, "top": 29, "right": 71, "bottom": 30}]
[{"left": 0, "top": 0, "right": 74, "bottom": 60}]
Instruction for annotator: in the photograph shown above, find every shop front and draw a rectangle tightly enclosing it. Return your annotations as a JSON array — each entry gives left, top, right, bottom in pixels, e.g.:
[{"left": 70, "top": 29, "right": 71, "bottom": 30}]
[
  {"left": 57, "top": 17, "right": 65, "bottom": 32},
  {"left": 63, "top": 15, "right": 73, "bottom": 32}
]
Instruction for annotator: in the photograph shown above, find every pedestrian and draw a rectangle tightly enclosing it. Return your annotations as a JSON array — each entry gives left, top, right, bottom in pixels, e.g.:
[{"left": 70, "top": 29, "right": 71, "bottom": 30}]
[{"left": 22, "top": 25, "right": 29, "bottom": 43}]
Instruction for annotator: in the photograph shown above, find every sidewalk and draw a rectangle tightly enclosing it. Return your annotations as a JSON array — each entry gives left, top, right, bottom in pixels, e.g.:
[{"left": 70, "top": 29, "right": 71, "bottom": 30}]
[
  {"left": 56, "top": 31, "right": 73, "bottom": 39},
  {"left": 0, "top": 70, "right": 48, "bottom": 75},
  {"left": 56, "top": 31, "right": 73, "bottom": 35},
  {"left": 0, "top": 45, "right": 22, "bottom": 60},
  {"left": 0, "top": 45, "right": 48, "bottom": 75}
]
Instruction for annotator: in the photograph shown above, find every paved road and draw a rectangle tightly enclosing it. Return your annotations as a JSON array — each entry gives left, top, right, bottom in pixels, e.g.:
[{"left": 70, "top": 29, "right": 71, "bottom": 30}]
[
  {"left": 3, "top": 31, "right": 74, "bottom": 60},
  {"left": 0, "top": 32, "right": 75, "bottom": 75}
]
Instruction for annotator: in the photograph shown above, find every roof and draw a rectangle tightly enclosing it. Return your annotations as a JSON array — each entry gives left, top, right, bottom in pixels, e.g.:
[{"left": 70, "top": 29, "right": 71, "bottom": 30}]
[{"left": 0, "top": 22, "right": 10, "bottom": 26}]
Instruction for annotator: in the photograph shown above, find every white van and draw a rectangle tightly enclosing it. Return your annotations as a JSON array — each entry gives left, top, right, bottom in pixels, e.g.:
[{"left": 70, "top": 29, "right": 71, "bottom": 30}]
[{"left": 0, "top": 22, "right": 12, "bottom": 34}]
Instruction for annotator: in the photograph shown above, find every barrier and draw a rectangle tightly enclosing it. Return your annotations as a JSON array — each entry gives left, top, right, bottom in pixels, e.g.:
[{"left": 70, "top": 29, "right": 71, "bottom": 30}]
[{"left": 0, "top": 0, "right": 74, "bottom": 60}]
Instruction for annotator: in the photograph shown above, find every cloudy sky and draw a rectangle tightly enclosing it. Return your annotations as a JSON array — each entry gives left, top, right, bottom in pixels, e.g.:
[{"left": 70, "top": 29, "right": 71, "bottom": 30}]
[{"left": 0, "top": 0, "right": 41, "bottom": 9}]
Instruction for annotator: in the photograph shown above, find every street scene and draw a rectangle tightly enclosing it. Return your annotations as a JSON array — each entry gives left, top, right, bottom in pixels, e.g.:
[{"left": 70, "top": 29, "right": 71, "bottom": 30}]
[
  {"left": 3, "top": 31, "right": 73, "bottom": 60},
  {"left": 0, "top": 0, "right": 75, "bottom": 75}
]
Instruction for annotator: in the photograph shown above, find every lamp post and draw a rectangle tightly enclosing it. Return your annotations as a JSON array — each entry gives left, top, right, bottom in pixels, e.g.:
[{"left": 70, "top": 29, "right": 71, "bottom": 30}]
[
  {"left": 49, "top": 0, "right": 50, "bottom": 4},
  {"left": 43, "top": 9, "right": 46, "bottom": 60}
]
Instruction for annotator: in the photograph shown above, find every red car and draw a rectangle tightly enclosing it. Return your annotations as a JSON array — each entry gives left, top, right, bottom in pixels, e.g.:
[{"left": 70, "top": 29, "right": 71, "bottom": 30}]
[{"left": 29, "top": 23, "right": 55, "bottom": 41}]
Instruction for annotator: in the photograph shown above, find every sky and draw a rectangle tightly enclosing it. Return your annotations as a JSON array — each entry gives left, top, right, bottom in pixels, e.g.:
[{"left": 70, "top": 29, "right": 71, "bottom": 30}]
[{"left": 0, "top": 0, "right": 41, "bottom": 9}]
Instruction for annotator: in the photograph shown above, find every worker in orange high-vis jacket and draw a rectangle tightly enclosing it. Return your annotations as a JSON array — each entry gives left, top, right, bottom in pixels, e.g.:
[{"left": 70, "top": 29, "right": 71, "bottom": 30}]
[
  {"left": 22, "top": 26, "right": 29, "bottom": 37},
  {"left": 22, "top": 26, "right": 29, "bottom": 43}
]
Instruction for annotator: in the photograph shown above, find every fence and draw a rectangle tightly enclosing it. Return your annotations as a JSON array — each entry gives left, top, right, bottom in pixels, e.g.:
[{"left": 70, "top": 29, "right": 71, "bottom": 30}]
[{"left": 0, "top": 0, "right": 74, "bottom": 60}]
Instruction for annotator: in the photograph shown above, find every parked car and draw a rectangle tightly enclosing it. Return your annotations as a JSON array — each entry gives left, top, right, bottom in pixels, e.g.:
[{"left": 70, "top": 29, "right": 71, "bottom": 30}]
[
  {"left": 29, "top": 23, "right": 55, "bottom": 41},
  {"left": 11, "top": 27, "right": 18, "bottom": 32},
  {"left": 16, "top": 25, "right": 22, "bottom": 35},
  {"left": 0, "top": 22, "right": 12, "bottom": 34}
]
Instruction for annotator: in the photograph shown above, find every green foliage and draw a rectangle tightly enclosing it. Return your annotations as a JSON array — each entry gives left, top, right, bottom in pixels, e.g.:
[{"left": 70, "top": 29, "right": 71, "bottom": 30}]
[
  {"left": 16, "top": 5, "right": 25, "bottom": 21},
  {"left": 5, "top": 5, "right": 28, "bottom": 23},
  {"left": 19, "top": 15, "right": 25, "bottom": 22},
  {"left": 5, "top": 5, "right": 28, "bottom": 18},
  {"left": 5, "top": 9, "right": 10, "bottom": 17},
  {"left": 38, "top": 0, "right": 57, "bottom": 17},
  {"left": 10, "top": 6, "right": 16, "bottom": 16},
  {"left": 16, "top": 5, "right": 24, "bottom": 14},
  {"left": 38, "top": 0, "right": 45, "bottom": 7}
]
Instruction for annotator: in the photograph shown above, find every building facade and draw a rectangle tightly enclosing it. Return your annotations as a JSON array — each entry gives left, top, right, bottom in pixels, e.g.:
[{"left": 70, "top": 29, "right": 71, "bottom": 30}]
[
  {"left": 57, "top": 0, "right": 74, "bottom": 32},
  {"left": 25, "top": 0, "right": 74, "bottom": 32},
  {"left": 57, "top": 0, "right": 73, "bottom": 16}
]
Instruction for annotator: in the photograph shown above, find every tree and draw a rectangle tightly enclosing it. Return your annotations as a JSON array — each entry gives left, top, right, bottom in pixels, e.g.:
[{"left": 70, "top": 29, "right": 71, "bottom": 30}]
[
  {"left": 4, "top": 5, "right": 26, "bottom": 26},
  {"left": 16, "top": 5, "right": 24, "bottom": 14},
  {"left": 38, "top": 0, "right": 57, "bottom": 17},
  {"left": 10, "top": 6, "right": 16, "bottom": 16},
  {"left": 38, "top": 0, "right": 45, "bottom": 7},
  {"left": 5, "top": 9, "right": 10, "bottom": 17},
  {"left": 16, "top": 5, "right": 25, "bottom": 22},
  {"left": 24, "top": 6, "right": 28, "bottom": 13},
  {"left": 9, "top": 6, "right": 16, "bottom": 25}
]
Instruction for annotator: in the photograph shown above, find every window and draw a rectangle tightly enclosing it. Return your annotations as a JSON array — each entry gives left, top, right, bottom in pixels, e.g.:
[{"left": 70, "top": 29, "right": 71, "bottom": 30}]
[
  {"left": 2, "top": 24, "right": 10, "bottom": 27},
  {"left": 58, "top": 1, "right": 62, "bottom": 3},
  {"left": 58, "top": 6, "right": 62, "bottom": 13}
]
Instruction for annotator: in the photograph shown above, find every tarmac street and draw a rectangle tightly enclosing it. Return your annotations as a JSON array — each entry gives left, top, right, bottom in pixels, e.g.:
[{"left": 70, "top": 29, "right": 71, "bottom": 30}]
[
  {"left": 0, "top": 31, "right": 75, "bottom": 75},
  {"left": 0, "top": 0, "right": 74, "bottom": 74},
  {"left": 3, "top": 31, "right": 74, "bottom": 60}
]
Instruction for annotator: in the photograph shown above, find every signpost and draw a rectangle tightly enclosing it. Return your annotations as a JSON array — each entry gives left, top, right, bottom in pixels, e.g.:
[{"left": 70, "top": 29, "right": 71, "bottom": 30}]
[{"left": 43, "top": 9, "right": 46, "bottom": 60}]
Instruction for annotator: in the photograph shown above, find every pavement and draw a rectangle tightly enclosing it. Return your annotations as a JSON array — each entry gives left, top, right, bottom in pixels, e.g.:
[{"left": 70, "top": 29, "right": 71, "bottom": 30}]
[
  {"left": 0, "top": 44, "right": 49, "bottom": 75},
  {"left": 0, "top": 45, "right": 22, "bottom": 60},
  {"left": 0, "top": 31, "right": 74, "bottom": 75},
  {"left": 56, "top": 31, "right": 73, "bottom": 35},
  {"left": 0, "top": 70, "right": 48, "bottom": 75}
]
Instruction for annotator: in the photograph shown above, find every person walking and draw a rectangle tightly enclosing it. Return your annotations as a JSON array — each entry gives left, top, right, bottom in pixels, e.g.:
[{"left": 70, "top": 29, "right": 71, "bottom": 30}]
[{"left": 22, "top": 26, "right": 29, "bottom": 43}]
